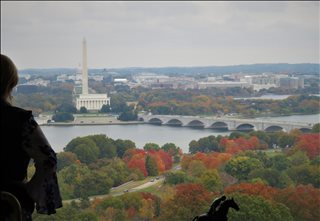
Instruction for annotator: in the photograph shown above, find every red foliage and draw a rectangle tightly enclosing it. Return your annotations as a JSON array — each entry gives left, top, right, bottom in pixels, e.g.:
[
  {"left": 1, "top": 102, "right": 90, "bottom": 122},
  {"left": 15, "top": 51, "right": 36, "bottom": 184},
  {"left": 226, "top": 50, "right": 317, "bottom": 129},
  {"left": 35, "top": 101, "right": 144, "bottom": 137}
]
[
  {"left": 181, "top": 152, "right": 232, "bottom": 170},
  {"left": 175, "top": 183, "right": 214, "bottom": 206},
  {"left": 124, "top": 148, "right": 173, "bottom": 176},
  {"left": 127, "top": 156, "right": 148, "bottom": 176},
  {"left": 141, "top": 192, "right": 159, "bottom": 202},
  {"left": 219, "top": 136, "right": 263, "bottom": 154},
  {"left": 126, "top": 207, "right": 137, "bottom": 219},
  {"left": 276, "top": 185, "right": 320, "bottom": 221},
  {"left": 155, "top": 150, "right": 173, "bottom": 170},
  {"left": 295, "top": 134, "right": 320, "bottom": 159},
  {"left": 224, "top": 183, "right": 278, "bottom": 200}
]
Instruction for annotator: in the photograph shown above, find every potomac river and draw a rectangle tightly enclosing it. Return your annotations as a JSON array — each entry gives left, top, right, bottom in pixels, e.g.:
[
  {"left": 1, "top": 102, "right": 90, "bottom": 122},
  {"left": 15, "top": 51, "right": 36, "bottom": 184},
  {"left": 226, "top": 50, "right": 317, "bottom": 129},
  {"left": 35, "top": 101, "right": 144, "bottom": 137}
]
[{"left": 41, "top": 113, "right": 319, "bottom": 153}]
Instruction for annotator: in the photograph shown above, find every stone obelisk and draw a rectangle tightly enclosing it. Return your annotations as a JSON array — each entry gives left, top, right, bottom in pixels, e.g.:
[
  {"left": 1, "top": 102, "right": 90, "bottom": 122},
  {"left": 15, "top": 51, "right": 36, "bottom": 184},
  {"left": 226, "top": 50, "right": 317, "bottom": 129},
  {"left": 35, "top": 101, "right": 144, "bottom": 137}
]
[{"left": 82, "top": 38, "right": 88, "bottom": 95}]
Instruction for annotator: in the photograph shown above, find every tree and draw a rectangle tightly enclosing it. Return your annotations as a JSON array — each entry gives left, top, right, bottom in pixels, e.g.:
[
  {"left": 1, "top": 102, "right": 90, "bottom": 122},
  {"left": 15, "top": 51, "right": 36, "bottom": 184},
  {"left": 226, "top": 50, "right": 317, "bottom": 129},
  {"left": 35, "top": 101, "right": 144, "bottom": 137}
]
[
  {"left": 275, "top": 185, "right": 320, "bottom": 221},
  {"left": 225, "top": 156, "right": 263, "bottom": 181},
  {"left": 115, "top": 139, "right": 136, "bottom": 158},
  {"left": 143, "top": 143, "right": 160, "bottom": 151},
  {"left": 227, "top": 194, "right": 293, "bottom": 221},
  {"left": 198, "top": 169, "right": 222, "bottom": 191},
  {"left": 145, "top": 155, "right": 158, "bottom": 176},
  {"left": 165, "top": 171, "right": 191, "bottom": 185},
  {"left": 100, "top": 104, "right": 111, "bottom": 113},
  {"left": 88, "top": 134, "right": 117, "bottom": 158},
  {"left": 159, "top": 184, "right": 214, "bottom": 221},
  {"left": 312, "top": 123, "right": 320, "bottom": 133},
  {"left": 74, "top": 171, "right": 113, "bottom": 198},
  {"left": 52, "top": 112, "right": 74, "bottom": 122},
  {"left": 56, "top": 103, "right": 77, "bottom": 113},
  {"left": 73, "top": 143, "right": 99, "bottom": 164},
  {"left": 294, "top": 134, "right": 320, "bottom": 159},
  {"left": 249, "top": 168, "right": 292, "bottom": 188},
  {"left": 57, "top": 151, "right": 78, "bottom": 171},
  {"left": 118, "top": 110, "right": 138, "bottom": 121},
  {"left": 79, "top": 106, "right": 87, "bottom": 113},
  {"left": 224, "top": 183, "right": 278, "bottom": 201}
]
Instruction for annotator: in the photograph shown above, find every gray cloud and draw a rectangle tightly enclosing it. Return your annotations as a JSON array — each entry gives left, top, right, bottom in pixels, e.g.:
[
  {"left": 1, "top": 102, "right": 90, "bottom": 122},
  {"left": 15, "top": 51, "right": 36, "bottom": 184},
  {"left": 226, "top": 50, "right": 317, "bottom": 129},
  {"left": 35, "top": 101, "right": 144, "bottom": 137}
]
[{"left": 1, "top": 1, "right": 319, "bottom": 69}]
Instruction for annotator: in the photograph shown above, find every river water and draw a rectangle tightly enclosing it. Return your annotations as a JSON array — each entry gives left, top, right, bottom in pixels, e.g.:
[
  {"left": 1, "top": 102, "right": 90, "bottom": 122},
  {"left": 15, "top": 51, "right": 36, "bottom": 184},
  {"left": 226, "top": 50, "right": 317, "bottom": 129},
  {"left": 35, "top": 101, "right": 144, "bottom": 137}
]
[{"left": 41, "top": 113, "right": 319, "bottom": 153}]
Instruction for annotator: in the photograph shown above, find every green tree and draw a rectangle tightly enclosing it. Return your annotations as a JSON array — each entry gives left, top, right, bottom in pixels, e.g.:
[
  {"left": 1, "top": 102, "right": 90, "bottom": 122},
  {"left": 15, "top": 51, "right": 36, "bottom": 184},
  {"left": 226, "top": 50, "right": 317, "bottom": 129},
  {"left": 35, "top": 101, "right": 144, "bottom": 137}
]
[
  {"left": 186, "top": 160, "right": 206, "bottom": 178},
  {"left": 118, "top": 110, "right": 138, "bottom": 121},
  {"left": 198, "top": 169, "right": 222, "bottom": 191},
  {"left": 165, "top": 171, "right": 191, "bottom": 185},
  {"left": 57, "top": 151, "right": 78, "bottom": 171},
  {"left": 100, "top": 104, "right": 111, "bottom": 113},
  {"left": 145, "top": 155, "right": 158, "bottom": 176},
  {"left": 88, "top": 134, "right": 117, "bottom": 158},
  {"left": 189, "top": 140, "right": 200, "bottom": 154},
  {"left": 249, "top": 168, "right": 293, "bottom": 188},
  {"left": 56, "top": 103, "right": 77, "bottom": 113},
  {"left": 312, "top": 123, "right": 320, "bottom": 133},
  {"left": 79, "top": 106, "right": 87, "bottom": 113},
  {"left": 115, "top": 139, "right": 136, "bottom": 158},
  {"left": 73, "top": 143, "right": 99, "bottom": 164},
  {"left": 74, "top": 171, "right": 113, "bottom": 198},
  {"left": 52, "top": 112, "right": 74, "bottom": 122},
  {"left": 144, "top": 143, "right": 160, "bottom": 151},
  {"left": 271, "top": 154, "right": 290, "bottom": 171},
  {"left": 228, "top": 194, "right": 293, "bottom": 221},
  {"left": 225, "top": 156, "right": 263, "bottom": 181}
]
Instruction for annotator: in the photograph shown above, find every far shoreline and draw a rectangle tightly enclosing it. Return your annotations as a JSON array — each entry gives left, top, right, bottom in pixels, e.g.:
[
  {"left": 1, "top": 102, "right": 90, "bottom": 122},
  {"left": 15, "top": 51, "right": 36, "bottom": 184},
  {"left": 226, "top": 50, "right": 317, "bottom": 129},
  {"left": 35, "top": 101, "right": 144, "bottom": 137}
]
[{"left": 41, "top": 121, "right": 145, "bottom": 126}]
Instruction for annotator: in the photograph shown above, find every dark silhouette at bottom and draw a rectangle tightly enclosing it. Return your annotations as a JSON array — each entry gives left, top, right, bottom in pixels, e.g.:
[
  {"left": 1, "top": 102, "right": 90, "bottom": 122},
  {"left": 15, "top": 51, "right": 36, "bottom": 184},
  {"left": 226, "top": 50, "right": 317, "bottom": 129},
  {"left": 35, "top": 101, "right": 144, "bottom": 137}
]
[{"left": 193, "top": 196, "right": 239, "bottom": 221}]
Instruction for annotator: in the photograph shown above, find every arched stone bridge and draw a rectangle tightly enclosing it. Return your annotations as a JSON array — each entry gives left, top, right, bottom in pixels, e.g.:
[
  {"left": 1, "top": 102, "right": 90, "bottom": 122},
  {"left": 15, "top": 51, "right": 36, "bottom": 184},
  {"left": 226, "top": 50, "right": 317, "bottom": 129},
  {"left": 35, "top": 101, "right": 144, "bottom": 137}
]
[{"left": 138, "top": 114, "right": 313, "bottom": 132}]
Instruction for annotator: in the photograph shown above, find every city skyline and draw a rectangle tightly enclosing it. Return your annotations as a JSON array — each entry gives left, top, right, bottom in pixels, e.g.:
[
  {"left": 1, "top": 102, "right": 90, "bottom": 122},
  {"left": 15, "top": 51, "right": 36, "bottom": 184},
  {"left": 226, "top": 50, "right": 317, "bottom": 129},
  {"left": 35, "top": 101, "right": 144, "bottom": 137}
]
[{"left": 1, "top": 1, "right": 319, "bottom": 69}]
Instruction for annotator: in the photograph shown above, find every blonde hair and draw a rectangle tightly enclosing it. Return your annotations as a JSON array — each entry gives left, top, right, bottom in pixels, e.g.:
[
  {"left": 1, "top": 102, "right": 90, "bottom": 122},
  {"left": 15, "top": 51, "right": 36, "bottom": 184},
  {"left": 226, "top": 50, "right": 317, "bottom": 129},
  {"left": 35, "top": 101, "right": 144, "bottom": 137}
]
[{"left": 0, "top": 54, "right": 19, "bottom": 104}]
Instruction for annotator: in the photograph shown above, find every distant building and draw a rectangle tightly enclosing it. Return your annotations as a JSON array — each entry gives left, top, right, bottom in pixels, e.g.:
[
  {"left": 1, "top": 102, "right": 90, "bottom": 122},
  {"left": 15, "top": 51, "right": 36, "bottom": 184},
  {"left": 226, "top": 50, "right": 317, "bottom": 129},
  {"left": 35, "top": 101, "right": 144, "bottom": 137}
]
[
  {"left": 22, "top": 78, "right": 50, "bottom": 87},
  {"left": 279, "top": 76, "right": 304, "bottom": 89},
  {"left": 114, "top": 78, "right": 128, "bottom": 84},
  {"left": 197, "top": 81, "right": 251, "bottom": 89},
  {"left": 75, "top": 39, "right": 110, "bottom": 111},
  {"left": 243, "top": 75, "right": 278, "bottom": 91}
]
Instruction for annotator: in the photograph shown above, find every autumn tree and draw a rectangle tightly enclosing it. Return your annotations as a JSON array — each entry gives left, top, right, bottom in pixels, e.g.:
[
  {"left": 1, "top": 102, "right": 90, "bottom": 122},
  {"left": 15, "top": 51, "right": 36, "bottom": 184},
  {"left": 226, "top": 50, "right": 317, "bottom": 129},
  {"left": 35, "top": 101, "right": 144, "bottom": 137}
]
[
  {"left": 275, "top": 185, "right": 320, "bottom": 221},
  {"left": 57, "top": 151, "right": 79, "bottom": 171},
  {"left": 145, "top": 155, "right": 158, "bottom": 176},
  {"left": 225, "top": 156, "right": 263, "bottom": 181},
  {"left": 227, "top": 194, "right": 293, "bottom": 221},
  {"left": 159, "top": 184, "right": 214, "bottom": 221},
  {"left": 143, "top": 143, "right": 160, "bottom": 151}
]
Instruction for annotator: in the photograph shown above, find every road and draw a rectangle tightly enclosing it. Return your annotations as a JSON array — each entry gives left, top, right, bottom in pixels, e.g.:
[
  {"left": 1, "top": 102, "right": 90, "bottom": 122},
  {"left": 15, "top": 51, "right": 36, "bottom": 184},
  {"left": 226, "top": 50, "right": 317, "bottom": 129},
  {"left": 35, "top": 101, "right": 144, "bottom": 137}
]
[{"left": 63, "top": 164, "right": 181, "bottom": 204}]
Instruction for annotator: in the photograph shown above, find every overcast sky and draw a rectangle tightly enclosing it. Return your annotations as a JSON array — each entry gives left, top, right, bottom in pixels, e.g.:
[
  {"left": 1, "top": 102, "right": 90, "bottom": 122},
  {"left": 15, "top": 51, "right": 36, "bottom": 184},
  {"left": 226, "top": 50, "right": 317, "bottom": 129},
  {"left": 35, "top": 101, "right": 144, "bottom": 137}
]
[{"left": 1, "top": 1, "right": 319, "bottom": 69}]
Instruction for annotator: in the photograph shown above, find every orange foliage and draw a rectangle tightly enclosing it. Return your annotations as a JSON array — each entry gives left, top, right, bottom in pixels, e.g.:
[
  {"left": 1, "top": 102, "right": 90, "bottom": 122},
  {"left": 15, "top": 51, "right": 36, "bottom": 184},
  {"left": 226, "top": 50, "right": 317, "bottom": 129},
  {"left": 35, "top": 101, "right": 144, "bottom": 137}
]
[
  {"left": 175, "top": 183, "right": 214, "bottom": 206},
  {"left": 124, "top": 149, "right": 173, "bottom": 176},
  {"left": 276, "top": 185, "right": 320, "bottom": 221},
  {"left": 220, "top": 136, "right": 264, "bottom": 154},
  {"left": 181, "top": 152, "right": 232, "bottom": 170},
  {"left": 224, "top": 183, "right": 278, "bottom": 200},
  {"left": 126, "top": 207, "right": 137, "bottom": 219},
  {"left": 127, "top": 157, "right": 147, "bottom": 176},
  {"left": 295, "top": 134, "right": 320, "bottom": 159}
]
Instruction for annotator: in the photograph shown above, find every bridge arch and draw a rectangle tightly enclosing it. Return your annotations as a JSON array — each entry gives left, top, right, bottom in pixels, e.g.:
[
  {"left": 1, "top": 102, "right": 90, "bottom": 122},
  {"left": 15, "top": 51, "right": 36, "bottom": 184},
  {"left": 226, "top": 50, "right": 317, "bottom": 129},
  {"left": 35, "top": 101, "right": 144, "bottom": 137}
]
[
  {"left": 186, "top": 120, "right": 205, "bottom": 128},
  {"left": 298, "top": 128, "right": 312, "bottom": 133},
  {"left": 165, "top": 119, "right": 183, "bottom": 126},
  {"left": 236, "top": 123, "right": 255, "bottom": 131},
  {"left": 148, "top": 118, "right": 163, "bottom": 125},
  {"left": 210, "top": 121, "right": 228, "bottom": 131},
  {"left": 265, "top": 125, "right": 284, "bottom": 132}
]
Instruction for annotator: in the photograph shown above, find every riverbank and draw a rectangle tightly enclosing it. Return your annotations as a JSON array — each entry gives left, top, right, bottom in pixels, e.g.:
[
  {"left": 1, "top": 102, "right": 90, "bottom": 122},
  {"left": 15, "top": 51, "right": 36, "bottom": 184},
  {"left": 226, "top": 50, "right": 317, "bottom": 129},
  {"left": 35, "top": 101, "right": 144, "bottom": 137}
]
[{"left": 43, "top": 121, "right": 144, "bottom": 126}]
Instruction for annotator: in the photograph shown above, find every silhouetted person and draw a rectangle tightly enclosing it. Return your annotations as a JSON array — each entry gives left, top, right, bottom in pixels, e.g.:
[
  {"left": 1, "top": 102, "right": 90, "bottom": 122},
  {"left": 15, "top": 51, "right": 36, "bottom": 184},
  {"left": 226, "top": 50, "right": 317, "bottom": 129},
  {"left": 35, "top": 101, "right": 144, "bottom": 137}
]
[{"left": 0, "top": 54, "right": 62, "bottom": 220}]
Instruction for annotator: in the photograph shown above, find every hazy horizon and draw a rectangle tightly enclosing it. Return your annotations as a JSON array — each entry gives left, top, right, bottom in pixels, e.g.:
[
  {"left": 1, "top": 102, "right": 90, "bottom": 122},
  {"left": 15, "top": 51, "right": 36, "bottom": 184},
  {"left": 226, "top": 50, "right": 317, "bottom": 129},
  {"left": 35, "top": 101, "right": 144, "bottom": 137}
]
[{"left": 1, "top": 1, "right": 319, "bottom": 69}]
